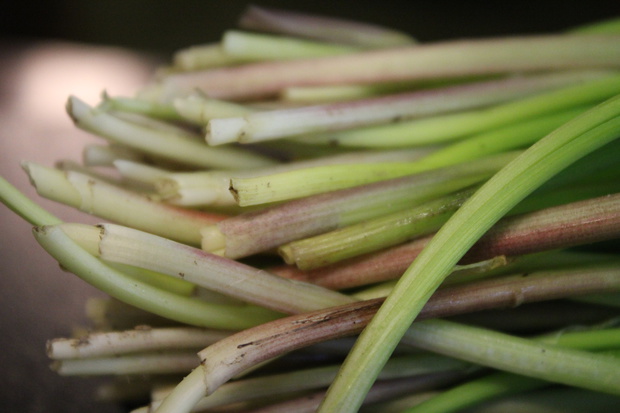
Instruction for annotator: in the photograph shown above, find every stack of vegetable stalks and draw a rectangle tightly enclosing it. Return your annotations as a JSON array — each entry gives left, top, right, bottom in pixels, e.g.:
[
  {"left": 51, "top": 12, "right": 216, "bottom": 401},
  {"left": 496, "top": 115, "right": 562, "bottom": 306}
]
[{"left": 2, "top": 6, "right": 620, "bottom": 413}]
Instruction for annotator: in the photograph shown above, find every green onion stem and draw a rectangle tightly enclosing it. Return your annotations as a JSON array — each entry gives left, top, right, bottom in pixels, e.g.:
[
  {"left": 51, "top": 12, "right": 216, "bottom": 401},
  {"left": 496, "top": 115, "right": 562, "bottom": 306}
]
[{"left": 237, "top": 376, "right": 453, "bottom": 413}]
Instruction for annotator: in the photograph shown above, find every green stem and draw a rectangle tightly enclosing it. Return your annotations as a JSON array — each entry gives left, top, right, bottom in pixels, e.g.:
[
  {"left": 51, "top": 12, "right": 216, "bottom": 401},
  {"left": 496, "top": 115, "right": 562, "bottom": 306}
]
[
  {"left": 32, "top": 225, "right": 281, "bottom": 329},
  {"left": 23, "top": 162, "right": 226, "bottom": 245},
  {"left": 304, "top": 73, "right": 620, "bottom": 147},
  {"left": 157, "top": 147, "right": 434, "bottom": 208},
  {"left": 172, "top": 93, "right": 254, "bottom": 125},
  {"left": 570, "top": 17, "right": 620, "bottom": 34},
  {"left": 172, "top": 43, "right": 246, "bottom": 71},
  {"left": 318, "top": 94, "right": 620, "bottom": 413},
  {"left": 0, "top": 176, "right": 61, "bottom": 226},
  {"left": 281, "top": 82, "right": 420, "bottom": 103},
  {"left": 206, "top": 72, "right": 596, "bottom": 145},
  {"left": 229, "top": 151, "right": 516, "bottom": 207},
  {"left": 82, "top": 143, "right": 145, "bottom": 167},
  {"left": 99, "top": 92, "right": 181, "bottom": 121},
  {"left": 152, "top": 354, "right": 467, "bottom": 412},
  {"left": 95, "top": 223, "right": 355, "bottom": 314},
  {"left": 279, "top": 187, "right": 476, "bottom": 270},
  {"left": 221, "top": 30, "right": 358, "bottom": 61},
  {"left": 271, "top": 190, "right": 620, "bottom": 290},
  {"left": 205, "top": 153, "right": 511, "bottom": 258},
  {"left": 402, "top": 324, "right": 620, "bottom": 413},
  {"left": 155, "top": 293, "right": 620, "bottom": 413}
]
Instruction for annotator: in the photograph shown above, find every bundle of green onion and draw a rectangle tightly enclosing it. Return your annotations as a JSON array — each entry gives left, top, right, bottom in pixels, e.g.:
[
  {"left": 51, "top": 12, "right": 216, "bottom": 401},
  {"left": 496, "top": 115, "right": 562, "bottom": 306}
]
[{"left": 2, "top": 6, "right": 620, "bottom": 413}]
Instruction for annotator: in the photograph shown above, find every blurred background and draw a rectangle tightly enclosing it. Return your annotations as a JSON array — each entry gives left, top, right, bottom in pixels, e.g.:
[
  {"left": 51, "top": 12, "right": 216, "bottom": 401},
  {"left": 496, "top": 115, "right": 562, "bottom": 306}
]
[{"left": 0, "top": 1, "right": 618, "bottom": 412}]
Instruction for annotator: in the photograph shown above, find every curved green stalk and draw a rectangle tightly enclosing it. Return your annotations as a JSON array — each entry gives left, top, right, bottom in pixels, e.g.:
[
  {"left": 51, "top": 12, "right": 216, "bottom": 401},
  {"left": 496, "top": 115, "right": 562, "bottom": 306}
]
[
  {"left": 318, "top": 95, "right": 620, "bottom": 412},
  {"left": 402, "top": 325, "right": 620, "bottom": 413},
  {"left": 32, "top": 225, "right": 281, "bottom": 329},
  {"left": 0, "top": 176, "right": 61, "bottom": 226},
  {"left": 2, "top": 175, "right": 281, "bottom": 329}
]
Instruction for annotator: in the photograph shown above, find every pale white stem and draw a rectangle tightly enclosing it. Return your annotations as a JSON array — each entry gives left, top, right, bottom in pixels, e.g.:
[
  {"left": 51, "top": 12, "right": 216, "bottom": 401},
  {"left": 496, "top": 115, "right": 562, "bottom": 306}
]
[
  {"left": 222, "top": 30, "right": 358, "bottom": 61},
  {"left": 57, "top": 160, "right": 152, "bottom": 193},
  {"left": 206, "top": 72, "right": 599, "bottom": 145},
  {"left": 97, "top": 223, "right": 356, "bottom": 314},
  {"left": 161, "top": 35, "right": 620, "bottom": 100},
  {"left": 48, "top": 327, "right": 232, "bottom": 360},
  {"left": 24, "top": 162, "right": 224, "bottom": 245},
  {"left": 113, "top": 160, "right": 171, "bottom": 187},
  {"left": 157, "top": 148, "right": 436, "bottom": 207},
  {"left": 281, "top": 82, "right": 418, "bottom": 103},
  {"left": 151, "top": 355, "right": 465, "bottom": 412},
  {"left": 172, "top": 94, "right": 255, "bottom": 125},
  {"left": 67, "top": 95, "right": 276, "bottom": 169},
  {"left": 238, "top": 5, "right": 416, "bottom": 48},
  {"left": 82, "top": 144, "right": 146, "bottom": 167},
  {"left": 52, "top": 352, "right": 200, "bottom": 376},
  {"left": 156, "top": 170, "right": 237, "bottom": 207},
  {"left": 172, "top": 43, "right": 247, "bottom": 71},
  {"left": 154, "top": 368, "right": 207, "bottom": 413}
]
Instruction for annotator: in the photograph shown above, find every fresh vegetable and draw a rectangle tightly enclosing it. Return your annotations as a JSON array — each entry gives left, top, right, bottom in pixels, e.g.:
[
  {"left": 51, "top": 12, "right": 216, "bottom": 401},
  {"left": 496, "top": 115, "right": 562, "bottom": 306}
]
[{"left": 1, "top": 6, "right": 619, "bottom": 413}]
